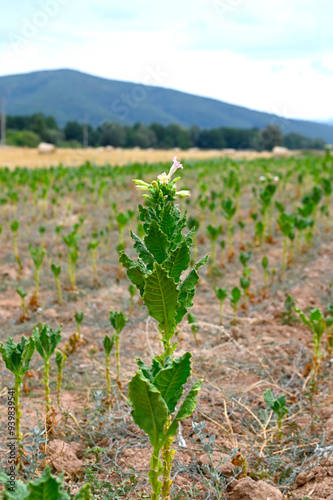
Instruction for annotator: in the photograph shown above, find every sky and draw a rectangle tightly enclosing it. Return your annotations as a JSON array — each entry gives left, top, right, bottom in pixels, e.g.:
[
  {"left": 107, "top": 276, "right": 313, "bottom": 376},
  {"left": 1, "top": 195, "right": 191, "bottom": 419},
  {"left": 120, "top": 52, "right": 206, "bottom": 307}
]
[{"left": 1, "top": 0, "right": 333, "bottom": 121}]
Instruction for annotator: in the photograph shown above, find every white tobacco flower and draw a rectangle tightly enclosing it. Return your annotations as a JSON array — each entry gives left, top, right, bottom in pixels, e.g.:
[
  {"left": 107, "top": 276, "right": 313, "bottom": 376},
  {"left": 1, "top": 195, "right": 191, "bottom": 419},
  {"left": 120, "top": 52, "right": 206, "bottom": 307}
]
[
  {"left": 157, "top": 172, "right": 170, "bottom": 184},
  {"left": 274, "top": 176, "right": 279, "bottom": 183},
  {"left": 168, "top": 156, "right": 183, "bottom": 178},
  {"left": 176, "top": 190, "right": 191, "bottom": 198},
  {"left": 259, "top": 176, "right": 266, "bottom": 182}
]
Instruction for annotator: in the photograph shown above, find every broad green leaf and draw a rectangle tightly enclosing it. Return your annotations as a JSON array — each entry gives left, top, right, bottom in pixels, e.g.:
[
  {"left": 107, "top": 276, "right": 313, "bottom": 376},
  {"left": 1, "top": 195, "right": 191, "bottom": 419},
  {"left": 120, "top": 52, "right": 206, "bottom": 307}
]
[
  {"left": 264, "top": 388, "right": 275, "bottom": 410},
  {"left": 162, "top": 379, "right": 203, "bottom": 445},
  {"left": 129, "top": 371, "right": 168, "bottom": 448},
  {"left": 215, "top": 287, "right": 228, "bottom": 302},
  {"left": 144, "top": 220, "right": 169, "bottom": 264},
  {"left": 32, "top": 325, "right": 62, "bottom": 361},
  {"left": 119, "top": 252, "right": 146, "bottom": 295},
  {"left": 74, "top": 484, "right": 93, "bottom": 499},
  {"left": 0, "top": 473, "right": 28, "bottom": 500},
  {"left": 109, "top": 310, "right": 127, "bottom": 334},
  {"left": 130, "top": 231, "right": 154, "bottom": 270},
  {"left": 159, "top": 203, "right": 180, "bottom": 239},
  {"left": 103, "top": 335, "right": 115, "bottom": 357},
  {"left": 154, "top": 352, "right": 192, "bottom": 413},
  {"left": 143, "top": 263, "right": 179, "bottom": 336},
  {"left": 164, "top": 240, "right": 191, "bottom": 283},
  {"left": 27, "top": 467, "right": 69, "bottom": 500},
  {"left": 175, "top": 256, "right": 208, "bottom": 324},
  {"left": 0, "top": 336, "right": 35, "bottom": 378}
]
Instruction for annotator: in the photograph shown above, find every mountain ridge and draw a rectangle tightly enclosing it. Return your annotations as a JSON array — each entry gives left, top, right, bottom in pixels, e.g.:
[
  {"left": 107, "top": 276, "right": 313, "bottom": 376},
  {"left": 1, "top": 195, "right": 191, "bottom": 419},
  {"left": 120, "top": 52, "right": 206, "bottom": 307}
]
[{"left": 0, "top": 68, "right": 332, "bottom": 143}]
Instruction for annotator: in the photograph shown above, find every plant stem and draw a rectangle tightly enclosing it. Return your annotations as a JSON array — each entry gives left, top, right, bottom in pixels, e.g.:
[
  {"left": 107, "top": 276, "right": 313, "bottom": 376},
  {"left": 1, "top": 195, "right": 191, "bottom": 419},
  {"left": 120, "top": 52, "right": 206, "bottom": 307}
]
[
  {"left": 281, "top": 236, "right": 287, "bottom": 279},
  {"left": 44, "top": 359, "right": 51, "bottom": 414},
  {"left": 115, "top": 333, "right": 121, "bottom": 389},
  {"left": 55, "top": 276, "right": 62, "bottom": 303},
  {"left": 161, "top": 417, "right": 175, "bottom": 499},
  {"left": 219, "top": 301, "right": 223, "bottom": 326},
  {"left": 14, "top": 376, "right": 22, "bottom": 461},
  {"left": 227, "top": 220, "right": 233, "bottom": 258},
  {"left": 150, "top": 451, "right": 162, "bottom": 500},
  {"left": 105, "top": 355, "right": 112, "bottom": 410},
  {"left": 34, "top": 267, "right": 39, "bottom": 299}
]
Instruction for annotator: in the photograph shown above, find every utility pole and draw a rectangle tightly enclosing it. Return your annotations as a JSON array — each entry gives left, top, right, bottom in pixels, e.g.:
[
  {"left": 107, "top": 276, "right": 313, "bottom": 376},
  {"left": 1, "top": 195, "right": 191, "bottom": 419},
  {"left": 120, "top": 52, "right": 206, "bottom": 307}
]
[
  {"left": 83, "top": 113, "right": 88, "bottom": 148},
  {"left": 1, "top": 98, "right": 5, "bottom": 149}
]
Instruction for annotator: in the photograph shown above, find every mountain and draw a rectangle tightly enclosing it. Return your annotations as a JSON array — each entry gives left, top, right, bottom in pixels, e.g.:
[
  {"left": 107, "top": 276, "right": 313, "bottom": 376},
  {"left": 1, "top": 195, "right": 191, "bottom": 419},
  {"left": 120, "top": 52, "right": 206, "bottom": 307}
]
[{"left": 0, "top": 69, "right": 332, "bottom": 143}]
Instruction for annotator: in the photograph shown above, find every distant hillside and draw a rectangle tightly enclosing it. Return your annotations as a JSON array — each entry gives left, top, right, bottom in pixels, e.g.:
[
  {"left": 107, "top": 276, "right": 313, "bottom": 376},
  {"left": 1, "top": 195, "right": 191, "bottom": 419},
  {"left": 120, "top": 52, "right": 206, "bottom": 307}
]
[{"left": 0, "top": 69, "right": 332, "bottom": 143}]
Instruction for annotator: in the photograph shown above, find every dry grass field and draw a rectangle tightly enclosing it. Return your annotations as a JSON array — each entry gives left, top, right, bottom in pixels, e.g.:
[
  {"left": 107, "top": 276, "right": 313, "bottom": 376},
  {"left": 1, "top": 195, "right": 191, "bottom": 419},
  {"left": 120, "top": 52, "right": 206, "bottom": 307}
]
[{"left": 0, "top": 146, "right": 285, "bottom": 169}]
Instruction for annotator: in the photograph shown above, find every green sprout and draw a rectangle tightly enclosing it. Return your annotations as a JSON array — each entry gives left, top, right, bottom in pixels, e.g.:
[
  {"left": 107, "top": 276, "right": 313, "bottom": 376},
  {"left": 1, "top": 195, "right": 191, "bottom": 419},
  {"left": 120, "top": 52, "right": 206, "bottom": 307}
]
[
  {"left": 128, "top": 284, "right": 136, "bottom": 315},
  {"left": 264, "top": 388, "right": 289, "bottom": 432},
  {"left": 29, "top": 245, "right": 46, "bottom": 306},
  {"left": 51, "top": 262, "right": 62, "bottom": 303},
  {"left": 295, "top": 307, "right": 326, "bottom": 377},
  {"left": 16, "top": 287, "right": 28, "bottom": 321},
  {"left": 10, "top": 220, "right": 22, "bottom": 272},
  {"left": 109, "top": 310, "right": 127, "bottom": 390},
  {"left": 261, "top": 256, "right": 269, "bottom": 295},
  {"left": 281, "top": 295, "right": 299, "bottom": 325},
  {"left": 32, "top": 324, "right": 62, "bottom": 426},
  {"left": 55, "top": 350, "right": 66, "bottom": 406},
  {"left": 103, "top": 334, "right": 115, "bottom": 410},
  {"left": 229, "top": 286, "right": 241, "bottom": 324},
  {"left": 206, "top": 224, "right": 222, "bottom": 273},
  {"left": 0, "top": 336, "right": 35, "bottom": 461},
  {"left": 221, "top": 196, "right": 237, "bottom": 260},
  {"left": 75, "top": 311, "right": 84, "bottom": 339},
  {"left": 214, "top": 287, "right": 228, "bottom": 325},
  {"left": 87, "top": 238, "right": 100, "bottom": 283},
  {"left": 240, "top": 268, "right": 252, "bottom": 312}
]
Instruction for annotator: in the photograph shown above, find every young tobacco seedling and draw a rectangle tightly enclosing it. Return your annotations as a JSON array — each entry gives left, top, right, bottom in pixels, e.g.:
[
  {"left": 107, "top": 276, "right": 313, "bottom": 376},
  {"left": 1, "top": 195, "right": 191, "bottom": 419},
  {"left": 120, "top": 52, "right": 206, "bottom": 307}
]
[
  {"left": 240, "top": 268, "right": 252, "bottom": 312},
  {"left": 120, "top": 158, "right": 205, "bottom": 499},
  {"left": 206, "top": 224, "right": 222, "bottom": 273},
  {"left": 187, "top": 312, "right": 200, "bottom": 345},
  {"left": 29, "top": 244, "right": 46, "bottom": 305},
  {"left": 214, "top": 287, "right": 228, "bottom": 325},
  {"left": 16, "top": 287, "right": 29, "bottom": 321},
  {"left": 32, "top": 324, "right": 62, "bottom": 424},
  {"left": 229, "top": 286, "right": 241, "bottom": 324},
  {"left": 63, "top": 228, "right": 80, "bottom": 290},
  {"left": 261, "top": 256, "right": 269, "bottom": 296},
  {"left": 109, "top": 310, "right": 127, "bottom": 390},
  {"left": 103, "top": 334, "right": 115, "bottom": 410},
  {"left": 87, "top": 238, "right": 100, "bottom": 283},
  {"left": 281, "top": 295, "right": 299, "bottom": 325},
  {"left": 221, "top": 196, "right": 237, "bottom": 260},
  {"left": 75, "top": 311, "right": 84, "bottom": 339},
  {"left": 264, "top": 388, "right": 289, "bottom": 431},
  {"left": 51, "top": 262, "right": 62, "bottom": 303},
  {"left": 295, "top": 307, "right": 326, "bottom": 376},
  {"left": 0, "top": 336, "right": 35, "bottom": 460},
  {"left": 10, "top": 219, "right": 22, "bottom": 272},
  {"left": 55, "top": 350, "right": 66, "bottom": 406}
]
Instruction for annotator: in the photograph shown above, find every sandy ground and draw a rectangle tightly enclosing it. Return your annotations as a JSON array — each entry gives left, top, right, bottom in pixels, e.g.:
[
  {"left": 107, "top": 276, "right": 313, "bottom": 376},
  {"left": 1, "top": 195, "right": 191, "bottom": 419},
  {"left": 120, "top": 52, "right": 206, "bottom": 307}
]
[{"left": 0, "top": 146, "right": 294, "bottom": 169}]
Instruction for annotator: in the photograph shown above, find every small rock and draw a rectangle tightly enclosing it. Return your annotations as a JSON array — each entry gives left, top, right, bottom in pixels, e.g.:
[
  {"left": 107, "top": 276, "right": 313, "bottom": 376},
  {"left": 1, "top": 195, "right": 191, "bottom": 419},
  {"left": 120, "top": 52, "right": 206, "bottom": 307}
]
[{"left": 48, "top": 439, "right": 84, "bottom": 473}]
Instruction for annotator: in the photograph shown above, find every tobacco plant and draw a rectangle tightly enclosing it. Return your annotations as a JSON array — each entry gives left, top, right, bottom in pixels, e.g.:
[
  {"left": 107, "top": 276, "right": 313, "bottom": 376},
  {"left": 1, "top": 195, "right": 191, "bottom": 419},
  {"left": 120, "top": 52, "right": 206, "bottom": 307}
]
[
  {"left": 51, "top": 262, "right": 62, "bottom": 303},
  {"left": 103, "top": 334, "right": 115, "bottom": 410},
  {"left": 109, "top": 310, "right": 127, "bottom": 390},
  {"left": 128, "top": 284, "right": 136, "bottom": 314},
  {"left": 295, "top": 307, "right": 326, "bottom": 377},
  {"left": 120, "top": 158, "right": 205, "bottom": 499},
  {"left": 75, "top": 311, "right": 84, "bottom": 339},
  {"left": 0, "top": 336, "right": 35, "bottom": 460},
  {"left": 32, "top": 324, "right": 62, "bottom": 424},
  {"left": 214, "top": 287, "right": 228, "bottom": 325},
  {"left": 55, "top": 350, "right": 66, "bottom": 406},
  {"left": 29, "top": 244, "right": 46, "bottom": 304},
  {"left": 221, "top": 196, "right": 237, "bottom": 259},
  {"left": 10, "top": 219, "right": 22, "bottom": 272},
  {"left": 16, "top": 287, "right": 28, "bottom": 321},
  {"left": 229, "top": 286, "right": 241, "bottom": 324},
  {"left": 87, "top": 238, "right": 100, "bottom": 283},
  {"left": 264, "top": 388, "right": 289, "bottom": 432}
]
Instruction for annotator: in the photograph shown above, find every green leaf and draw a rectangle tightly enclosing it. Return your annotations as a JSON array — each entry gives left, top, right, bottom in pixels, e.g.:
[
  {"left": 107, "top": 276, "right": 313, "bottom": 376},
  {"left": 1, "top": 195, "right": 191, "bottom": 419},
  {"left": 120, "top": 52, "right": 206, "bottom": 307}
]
[
  {"left": 0, "top": 473, "right": 28, "bottom": 499},
  {"left": 214, "top": 287, "right": 228, "bottom": 302},
  {"left": 143, "top": 263, "right": 179, "bottom": 337},
  {"left": 164, "top": 240, "right": 191, "bottom": 283},
  {"left": 130, "top": 231, "right": 154, "bottom": 270},
  {"left": 32, "top": 325, "right": 62, "bottom": 362},
  {"left": 230, "top": 287, "right": 241, "bottom": 306},
  {"left": 129, "top": 371, "right": 168, "bottom": 448},
  {"left": 119, "top": 252, "right": 146, "bottom": 295},
  {"left": 74, "top": 484, "right": 93, "bottom": 500},
  {"left": 26, "top": 467, "right": 69, "bottom": 500},
  {"left": 153, "top": 352, "right": 192, "bottom": 413},
  {"left": 51, "top": 263, "right": 61, "bottom": 278},
  {"left": 109, "top": 310, "right": 127, "bottom": 334},
  {"left": 175, "top": 256, "right": 208, "bottom": 324},
  {"left": 161, "top": 379, "right": 203, "bottom": 445},
  {"left": 0, "top": 336, "right": 35, "bottom": 378},
  {"left": 264, "top": 388, "right": 275, "bottom": 410},
  {"left": 103, "top": 335, "right": 115, "bottom": 357},
  {"left": 55, "top": 350, "right": 66, "bottom": 371},
  {"left": 144, "top": 220, "right": 169, "bottom": 264}
]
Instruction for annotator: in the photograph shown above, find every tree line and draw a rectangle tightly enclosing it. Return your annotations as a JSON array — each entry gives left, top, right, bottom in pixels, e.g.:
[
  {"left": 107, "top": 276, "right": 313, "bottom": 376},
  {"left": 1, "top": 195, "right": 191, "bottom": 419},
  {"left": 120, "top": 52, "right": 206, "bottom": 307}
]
[{"left": 4, "top": 113, "right": 326, "bottom": 151}]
